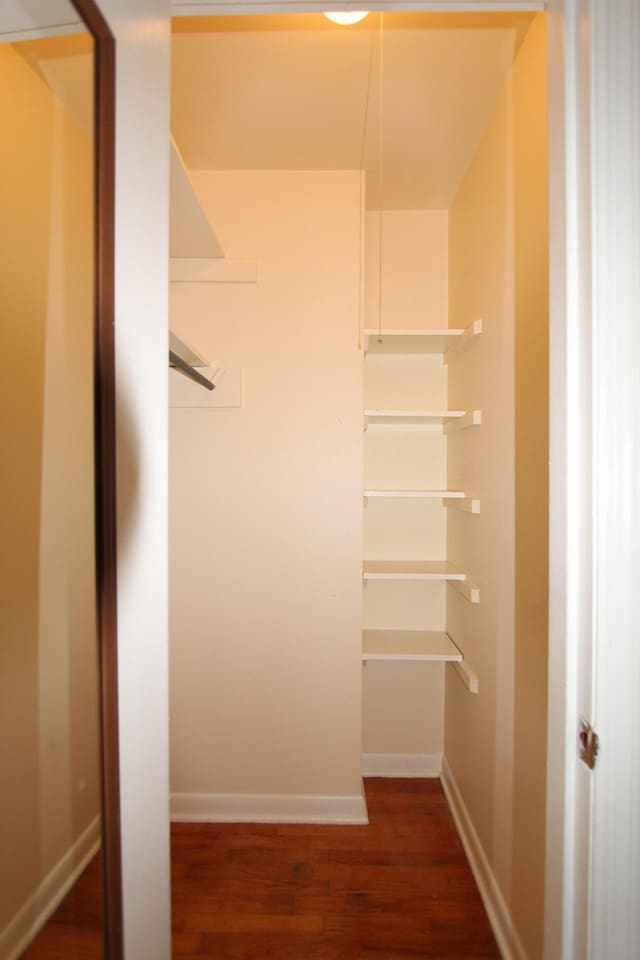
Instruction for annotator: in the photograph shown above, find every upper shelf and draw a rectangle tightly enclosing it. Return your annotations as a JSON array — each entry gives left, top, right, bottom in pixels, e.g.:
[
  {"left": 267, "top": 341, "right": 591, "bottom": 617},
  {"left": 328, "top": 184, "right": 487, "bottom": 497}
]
[
  {"left": 364, "top": 410, "right": 466, "bottom": 428},
  {"left": 364, "top": 329, "right": 464, "bottom": 354},
  {"left": 363, "top": 489, "right": 465, "bottom": 500},
  {"left": 170, "top": 137, "right": 224, "bottom": 260},
  {"left": 363, "top": 560, "right": 466, "bottom": 582},
  {"left": 364, "top": 320, "right": 482, "bottom": 358}
]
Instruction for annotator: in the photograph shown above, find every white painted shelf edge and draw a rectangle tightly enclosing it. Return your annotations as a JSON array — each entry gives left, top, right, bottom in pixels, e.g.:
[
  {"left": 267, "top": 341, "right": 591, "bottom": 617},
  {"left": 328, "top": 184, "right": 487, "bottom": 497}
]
[
  {"left": 364, "top": 410, "right": 467, "bottom": 429},
  {"left": 363, "top": 319, "right": 481, "bottom": 355},
  {"left": 362, "top": 630, "right": 462, "bottom": 662},
  {"left": 364, "top": 489, "right": 466, "bottom": 500},
  {"left": 363, "top": 561, "right": 466, "bottom": 582},
  {"left": 363, "top": 328, "right": 464, "bottom": 354}
]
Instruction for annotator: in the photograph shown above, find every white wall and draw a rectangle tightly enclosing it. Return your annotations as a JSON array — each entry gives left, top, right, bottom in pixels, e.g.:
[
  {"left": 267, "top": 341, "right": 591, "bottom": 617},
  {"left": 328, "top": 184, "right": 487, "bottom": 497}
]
[
  {"left": 95, "top": 2, "right": 172, "bottom": 958},
  {"left": 169, "top": 170, "right": 364, "bottom": 810},
  {"left": 445, "top": 14, "right": 548, "bottom": 960}
]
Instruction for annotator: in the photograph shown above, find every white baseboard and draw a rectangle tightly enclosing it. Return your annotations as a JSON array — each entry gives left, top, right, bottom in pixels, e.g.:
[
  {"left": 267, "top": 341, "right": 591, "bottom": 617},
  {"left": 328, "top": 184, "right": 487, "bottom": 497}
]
[
  {"left": 362, "top": 752, "right": 442, "bottom": 778},
  {"left": 171, "top": 791, "right": 369, "bottom": 824},
  {"left": 0, "top": 815, "right": 101, "bottom": 960},
  {"left": 441, "top": 756, "right": 526, "bottom": 960}
]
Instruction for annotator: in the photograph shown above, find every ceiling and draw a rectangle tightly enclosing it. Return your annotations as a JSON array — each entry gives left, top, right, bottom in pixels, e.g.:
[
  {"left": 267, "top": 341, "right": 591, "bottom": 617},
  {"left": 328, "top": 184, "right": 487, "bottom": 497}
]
[{"left": 171, "top": 12, "right": 535, "bottom": 210}]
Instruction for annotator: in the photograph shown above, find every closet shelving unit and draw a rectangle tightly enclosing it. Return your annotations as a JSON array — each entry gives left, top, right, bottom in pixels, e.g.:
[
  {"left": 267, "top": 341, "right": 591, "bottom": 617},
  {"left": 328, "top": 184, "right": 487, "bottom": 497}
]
[
  {"left": 362, "top": 322, "right": 482, "bottom": 676},
  {"left": 363, "top": 319, "right": 481, "bottom": 356}
]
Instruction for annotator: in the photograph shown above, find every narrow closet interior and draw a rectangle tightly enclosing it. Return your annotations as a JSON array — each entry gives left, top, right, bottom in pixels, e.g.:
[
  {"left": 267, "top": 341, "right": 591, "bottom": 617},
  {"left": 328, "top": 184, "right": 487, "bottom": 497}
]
[{"left": 168, "top": 11, "right": 548, "bottom": 958}]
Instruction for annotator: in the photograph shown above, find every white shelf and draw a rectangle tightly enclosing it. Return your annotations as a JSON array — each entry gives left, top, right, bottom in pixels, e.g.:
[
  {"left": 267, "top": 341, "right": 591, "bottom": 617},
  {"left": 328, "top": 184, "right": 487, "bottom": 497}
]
[
  {"left": 364, "top": 328, "right": 465, "bottom": 354},
  {"left": 364, "top": 409, "right": 466, "bottom": 428},
  {"left": 363, "top": 561, "right": 466, "bottom": 582},
  {"left": 362, "top": 630, "right": 462, "bottom": 662},
  {"left": 364, "top": 489, "right": 465, "bottom": 500},
  {"left": 363, "top": 320, "right": 482, "bottom": 356}
]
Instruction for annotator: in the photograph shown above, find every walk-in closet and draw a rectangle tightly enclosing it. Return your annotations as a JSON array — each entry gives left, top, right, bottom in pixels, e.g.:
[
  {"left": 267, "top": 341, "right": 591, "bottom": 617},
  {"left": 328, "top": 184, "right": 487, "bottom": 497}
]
[{"left": 166, "top": 9, "right": 548, "bottom": 958}]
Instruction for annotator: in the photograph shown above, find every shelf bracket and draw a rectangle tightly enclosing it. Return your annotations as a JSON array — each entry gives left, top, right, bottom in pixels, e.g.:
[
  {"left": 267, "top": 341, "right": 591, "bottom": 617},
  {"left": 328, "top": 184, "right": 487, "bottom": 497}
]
[
  {"left": 443, "top": 409, "right": 482, "bottom": 435},
  {"left": 449, "top": 579, "right": 480, "bottom": 605},
  {"left": 169, "top": 350, "right": 215, "bottom": 391},
  {"left": 452, "top": 660, "right": 479, "bottom": 694},
  {"left": 443, "top": 318, "right": 483, "bottom": 364},
  {"left": 444, "top": 497, "right": 480, "bottom": 514}
]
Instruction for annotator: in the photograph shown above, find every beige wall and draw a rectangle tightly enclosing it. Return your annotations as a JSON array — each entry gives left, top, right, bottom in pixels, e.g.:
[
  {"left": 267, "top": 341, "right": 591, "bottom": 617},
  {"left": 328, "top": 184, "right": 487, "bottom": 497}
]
[
  {"left": 0, "top": 41, "right": 99, "bottom": 935},
  {"left": 169, "top": 170, "right": 363, "bottom": 799},
  {"left": 445, "top": 13, "right": 548, "bottom": 959},
  {"left": 363, "top": 209, "right": 450, "bottom": 759}
]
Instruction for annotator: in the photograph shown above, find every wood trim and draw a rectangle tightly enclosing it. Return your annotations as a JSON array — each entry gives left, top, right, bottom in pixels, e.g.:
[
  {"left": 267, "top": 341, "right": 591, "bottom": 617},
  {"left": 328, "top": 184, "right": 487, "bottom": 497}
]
[
  {"left": 0, "top": 818, "right": 101, "bottom": 960},
  {"left": 170, "top": 792, "right": 370, "bottom": 825},
  {"left": 69, "top": 3, "right": 122, "bottom": 958},
  {"left": 361, "top": 752, "right": 442, "bottom": 778},
  {"left": 441, "top": 756, "right": 527, "bottom": 960}
]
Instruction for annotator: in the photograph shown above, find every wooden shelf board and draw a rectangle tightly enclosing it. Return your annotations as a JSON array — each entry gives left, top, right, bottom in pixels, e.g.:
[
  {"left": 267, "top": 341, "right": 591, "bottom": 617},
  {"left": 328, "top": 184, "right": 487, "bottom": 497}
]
[
  {"left": 364, "top": 489, "right": 466, "bottom": 500},
  {"left": 362, "top": 630, "right": 462, "bottom": 662},
  {"left": 363, "top": 561, "right": 466, "bottom": 582},
  {"left": 364, "top": 329, "right": 464, "bottom": 354},
  {"left": 364, "top": 410, "right": 466, "bottom": 427}
]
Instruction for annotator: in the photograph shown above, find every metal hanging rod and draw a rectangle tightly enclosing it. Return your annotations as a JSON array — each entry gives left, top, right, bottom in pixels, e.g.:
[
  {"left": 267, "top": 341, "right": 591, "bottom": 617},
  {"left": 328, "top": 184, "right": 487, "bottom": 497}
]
[{"left": 169, "top": 350, "right": 215, "bottom": 391}]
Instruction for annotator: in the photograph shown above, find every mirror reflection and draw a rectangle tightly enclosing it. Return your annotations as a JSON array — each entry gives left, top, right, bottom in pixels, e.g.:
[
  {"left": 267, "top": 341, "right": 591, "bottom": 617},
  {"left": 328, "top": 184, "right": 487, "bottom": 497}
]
[{"left": 0, "top": 4, "right": 103, "bottom": 958}]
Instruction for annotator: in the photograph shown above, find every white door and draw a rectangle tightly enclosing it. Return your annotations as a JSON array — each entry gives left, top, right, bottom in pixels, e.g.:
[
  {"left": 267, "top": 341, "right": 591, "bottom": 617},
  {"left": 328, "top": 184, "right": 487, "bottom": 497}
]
[
  {"left": 588, "top": 1, "right": 640, "bottom": 957},
  {"left": 546, "top": 0, "right": 640, "bottom": 957}
]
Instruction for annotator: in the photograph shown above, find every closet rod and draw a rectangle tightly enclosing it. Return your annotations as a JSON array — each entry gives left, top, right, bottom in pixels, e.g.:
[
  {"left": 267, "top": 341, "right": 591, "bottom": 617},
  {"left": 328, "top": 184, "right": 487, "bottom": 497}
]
[{"left": 169, "top": 350, "right": 215, "bottom": 391}]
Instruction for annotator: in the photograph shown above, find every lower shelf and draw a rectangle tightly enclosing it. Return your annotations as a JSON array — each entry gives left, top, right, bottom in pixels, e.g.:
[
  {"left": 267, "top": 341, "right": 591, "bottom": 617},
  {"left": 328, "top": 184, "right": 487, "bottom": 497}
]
[{"left": 362, "top": 630, "right": 462, "bottom": 662}]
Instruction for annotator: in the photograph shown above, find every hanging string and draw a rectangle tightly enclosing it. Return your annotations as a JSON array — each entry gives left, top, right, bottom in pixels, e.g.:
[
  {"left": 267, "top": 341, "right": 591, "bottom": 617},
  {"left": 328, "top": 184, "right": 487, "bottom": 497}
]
[
  {"left": 358, "top": 26, "right": 376, "bottom": 351},
  {"left": 377, "top": 11, "right": 385, "bottom": 344}
]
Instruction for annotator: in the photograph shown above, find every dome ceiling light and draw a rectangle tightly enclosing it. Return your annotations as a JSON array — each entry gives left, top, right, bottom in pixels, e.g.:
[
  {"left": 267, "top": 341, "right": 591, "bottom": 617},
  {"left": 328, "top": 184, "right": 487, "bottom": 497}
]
[{"left": 324, "top": 11, "right": 369, "bottom": 25}]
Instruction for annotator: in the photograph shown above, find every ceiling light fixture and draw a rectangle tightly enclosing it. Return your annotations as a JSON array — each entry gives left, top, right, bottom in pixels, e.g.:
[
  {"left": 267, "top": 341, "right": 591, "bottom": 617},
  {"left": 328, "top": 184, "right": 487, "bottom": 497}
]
[{"left": 324, "top": 11, "right": 369, "bottom": 25}]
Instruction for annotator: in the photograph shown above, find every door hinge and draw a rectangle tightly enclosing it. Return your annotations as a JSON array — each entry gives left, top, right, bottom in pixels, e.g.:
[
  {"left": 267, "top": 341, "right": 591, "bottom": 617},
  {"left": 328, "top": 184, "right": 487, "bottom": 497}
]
[{"left": 579, "top": 720, "right": 600, "bottom": 770}]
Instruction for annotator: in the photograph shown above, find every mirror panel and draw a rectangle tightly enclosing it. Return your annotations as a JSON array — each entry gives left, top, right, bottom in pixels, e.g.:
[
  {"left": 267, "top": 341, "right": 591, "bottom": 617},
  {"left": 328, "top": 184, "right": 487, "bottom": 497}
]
[{"left": 0, "top": 4, "right": 107, "bottom": 957}]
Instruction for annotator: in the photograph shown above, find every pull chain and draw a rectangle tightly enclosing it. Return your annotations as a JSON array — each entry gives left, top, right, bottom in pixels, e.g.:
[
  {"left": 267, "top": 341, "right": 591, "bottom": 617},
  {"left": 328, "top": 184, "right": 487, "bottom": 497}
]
[
  {"left": 377, "top": 12, "right": 384, "bottom": 345},
  {"left": 358, "top": 26, "right": 375, "bottom": 351}
]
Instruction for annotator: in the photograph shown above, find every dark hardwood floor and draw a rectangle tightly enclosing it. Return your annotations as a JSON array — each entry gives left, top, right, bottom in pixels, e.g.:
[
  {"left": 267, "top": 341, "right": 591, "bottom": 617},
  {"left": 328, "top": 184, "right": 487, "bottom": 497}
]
[
  {"left": 24, "top": 778, "right": 500, "bottom": 959},
  {"left": 21, "top": 853, "right": 103, "bottom": 959}
]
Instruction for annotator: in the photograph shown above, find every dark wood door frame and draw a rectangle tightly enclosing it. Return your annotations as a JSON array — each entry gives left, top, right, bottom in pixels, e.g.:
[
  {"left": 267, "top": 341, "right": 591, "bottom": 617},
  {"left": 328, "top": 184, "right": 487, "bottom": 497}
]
[{"left": 70, "top": 2, "right": 122, "bottom": 956}]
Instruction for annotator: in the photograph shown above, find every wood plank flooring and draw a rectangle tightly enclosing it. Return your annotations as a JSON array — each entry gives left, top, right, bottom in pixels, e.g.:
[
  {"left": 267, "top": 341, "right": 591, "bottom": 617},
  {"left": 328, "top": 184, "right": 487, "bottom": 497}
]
[{"left": 23, "top": 779, "right": 500, "bottom": 959}]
